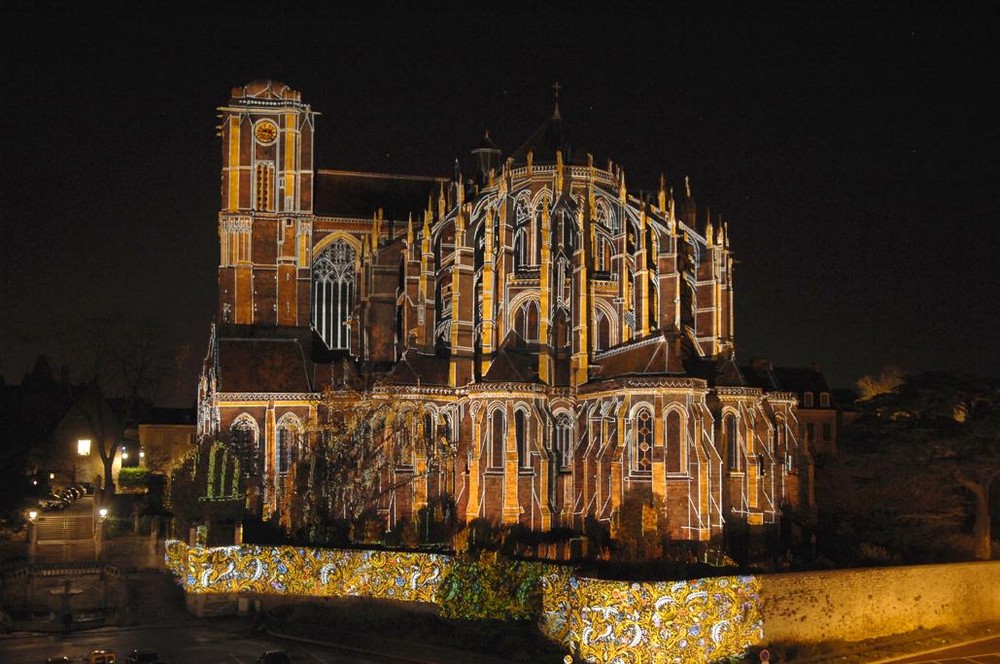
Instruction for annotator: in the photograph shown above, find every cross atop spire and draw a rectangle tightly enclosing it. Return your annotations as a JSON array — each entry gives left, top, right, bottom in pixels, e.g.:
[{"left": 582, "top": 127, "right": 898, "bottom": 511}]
[{"left": 552, "top": 80, "right": 562, "bottom": 120}]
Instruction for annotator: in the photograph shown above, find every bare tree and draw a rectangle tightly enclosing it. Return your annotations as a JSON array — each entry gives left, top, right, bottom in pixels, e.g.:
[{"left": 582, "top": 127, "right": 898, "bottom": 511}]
[
  {"left": 300, "top": 383, "right": 456, "bottom": 535},
  {"left": 72, "top": 317, "right": 187, "bottom": 497}
]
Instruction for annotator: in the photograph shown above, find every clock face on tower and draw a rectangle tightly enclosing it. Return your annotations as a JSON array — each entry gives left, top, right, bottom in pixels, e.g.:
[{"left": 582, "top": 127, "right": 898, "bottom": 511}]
[{"left": 254, "top": 120, "right": 278, "bottom": 144}]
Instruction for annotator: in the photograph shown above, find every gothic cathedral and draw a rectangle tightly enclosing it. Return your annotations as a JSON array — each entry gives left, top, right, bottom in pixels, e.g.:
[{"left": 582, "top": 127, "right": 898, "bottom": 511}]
[{"left": 197, "top": 80, "right": 809, "bottom": 543}]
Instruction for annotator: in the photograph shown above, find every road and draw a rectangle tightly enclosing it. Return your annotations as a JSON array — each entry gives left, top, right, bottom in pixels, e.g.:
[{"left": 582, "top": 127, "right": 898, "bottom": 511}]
[
  {"left": 0, "top": 621, "right": 412, "bottom": 664},
  {"left": 882, "top": 633, "right": 1000, "bottom": 663}
]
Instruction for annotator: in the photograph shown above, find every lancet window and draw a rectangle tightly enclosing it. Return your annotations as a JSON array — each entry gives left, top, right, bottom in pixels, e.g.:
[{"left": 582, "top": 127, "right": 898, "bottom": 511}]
[
  {"left": 555, "top": 413, "right": 573, "bottom": 471},
  {"left": 666, "top": 409, "right": 684, "bottom": 473},
  {"left": 229, "top": 414, "right": 259, "bottom": 477},
  {"left": 515, "top": 409, "right": 530, "bottom": 470},
  {"left": 631, "top": 407, "right": 654, "bottom": 475},
  {"left": 489, "top": 409, "right": 505, "bottom": 470},
  {"left": 275, "top": 414, "right": 302, "bottom": 475}
]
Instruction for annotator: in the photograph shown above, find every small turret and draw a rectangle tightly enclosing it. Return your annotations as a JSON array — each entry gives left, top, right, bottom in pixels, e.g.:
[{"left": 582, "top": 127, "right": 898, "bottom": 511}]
[{"left": 471, "top": 130, "right": 502, "bottom": 186}]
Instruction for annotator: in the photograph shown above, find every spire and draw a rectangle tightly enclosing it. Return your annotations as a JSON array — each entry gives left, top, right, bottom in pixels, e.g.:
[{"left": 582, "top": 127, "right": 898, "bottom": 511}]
[
  {"left": 658, "top": 173, "right": 667, "bottom": 212},
  {"left": 552, "top": 80, "right": 562, "bottom": 120}
]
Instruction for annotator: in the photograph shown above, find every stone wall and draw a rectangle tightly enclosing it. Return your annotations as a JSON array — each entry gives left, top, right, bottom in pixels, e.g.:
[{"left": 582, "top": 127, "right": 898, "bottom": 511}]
[{"left": 759, "top": 561, "right": 1000, "bottom": 644}]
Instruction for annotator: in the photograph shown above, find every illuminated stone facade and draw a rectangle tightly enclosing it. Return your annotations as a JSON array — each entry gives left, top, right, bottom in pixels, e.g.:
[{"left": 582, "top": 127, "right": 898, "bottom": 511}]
[{"left": 197, "top": 80, "right": 809, "bottom": 542}]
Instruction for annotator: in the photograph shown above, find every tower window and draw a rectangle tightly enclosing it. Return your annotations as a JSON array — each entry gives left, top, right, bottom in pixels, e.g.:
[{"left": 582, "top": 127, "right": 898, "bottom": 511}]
[{"left": 256, "top": 163, "right": 274, "bottom": 211}]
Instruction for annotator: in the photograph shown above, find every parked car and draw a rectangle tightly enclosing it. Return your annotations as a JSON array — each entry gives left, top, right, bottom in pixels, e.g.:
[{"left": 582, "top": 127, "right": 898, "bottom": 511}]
[
  {"left": 39, "top": 494, "right": 68, "bottom": 510},
  {"left": 85, "top": 651, "right": 117, "bottom": 664},
  {"left": 256, "top": 651, "right": 290, "bottom": 664},
  {"left": 125, "top": 650, "right": 159, "bottom": 664}
]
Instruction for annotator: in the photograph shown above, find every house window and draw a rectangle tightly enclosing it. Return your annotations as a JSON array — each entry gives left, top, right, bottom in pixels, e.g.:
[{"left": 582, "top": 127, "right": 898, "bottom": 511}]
[
  {"left": 803, "top": 392, "right": 814, "bottom": 407},
  {"left": 77, "top": 439, "right": 91, "bottom": 456},
  {"left": 313, "top": 240, "right": 355, "bottom": 350},
  {"left": 820, "top": 392, "right": 830, "bottom": 408},
  {"left": 822, "top": 422, "right": 832, "bottom": 441},
  {"left": 806, "top": 422, "right": 815, "bottom": 442}
]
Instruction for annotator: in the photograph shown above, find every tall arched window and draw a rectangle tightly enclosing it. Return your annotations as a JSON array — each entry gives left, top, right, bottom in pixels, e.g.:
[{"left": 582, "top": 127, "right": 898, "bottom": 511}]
[
  {"left": 555, "top": 413, "right": 573, "bottom": 471},
  {"left": 514, "top": 197, "right": 534, "bottom": 270},
  {"left": 313, "top": 240, "right": 355, "bottom": 350},
  {"left": 395, "top": 413, "right": 413, "bottom": 468},
  {"left": 632, "top": 407, "right": 653, "bottom": 474},
  {"left": 276, "top": 414, "right": 302, "bottom": 475},
  {"left": 513, "top": 301, "right": 539, "bottom": 342},
  {"left": 595, "top": 310, "right": 611, "bottom": 351},
  {"left": 666, "top": 409, "right": 683, "bottom": 473},
  {"left": 515, "top": 409, "right": 530, "bottom": 470},
  {"left": 490, "top": 409, "right": 505, "bottom": 470},
  {"left": 724, "top": 414, "right": 739, "bottom": 471},
  {"left": 229, "top": 414, "right": 260, "bottom": 477},
  {"left": 424, "top": 412, "right": 435, "bottom": 455}
]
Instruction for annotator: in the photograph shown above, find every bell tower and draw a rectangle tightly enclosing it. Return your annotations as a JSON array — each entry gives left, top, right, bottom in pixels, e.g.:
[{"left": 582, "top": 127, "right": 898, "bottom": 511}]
[{"left": 216, "top": 80, "right": 317, "bottom": 328}]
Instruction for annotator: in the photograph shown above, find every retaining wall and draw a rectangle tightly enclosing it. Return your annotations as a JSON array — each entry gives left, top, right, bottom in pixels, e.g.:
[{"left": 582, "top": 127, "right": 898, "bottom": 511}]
[
  {"left": 759, "top": 561, "right": 1000, "bottom": 644},
  {"left": 165, "top": 541, "right": 761, "bottom": 662}
]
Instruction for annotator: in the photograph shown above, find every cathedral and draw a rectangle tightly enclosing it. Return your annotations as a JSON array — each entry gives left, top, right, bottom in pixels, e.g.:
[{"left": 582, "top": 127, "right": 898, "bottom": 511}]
[{"left": 197, "top": 80, "right": 808, "bottom": 543}]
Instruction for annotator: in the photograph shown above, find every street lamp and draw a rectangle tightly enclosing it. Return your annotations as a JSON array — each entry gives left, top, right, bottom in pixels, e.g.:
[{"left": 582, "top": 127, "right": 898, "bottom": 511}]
[
  {"left": 28, "top": 510, "right": 38, "bottom": 522},
  {"left": 98, "top": 507, "right": 108, "bottom": 521}
]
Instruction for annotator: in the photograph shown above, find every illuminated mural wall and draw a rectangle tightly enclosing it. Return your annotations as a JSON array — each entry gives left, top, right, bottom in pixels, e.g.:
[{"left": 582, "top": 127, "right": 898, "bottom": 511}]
[{"left": 166, "top": 541, "right": 762, "bottom": 662}]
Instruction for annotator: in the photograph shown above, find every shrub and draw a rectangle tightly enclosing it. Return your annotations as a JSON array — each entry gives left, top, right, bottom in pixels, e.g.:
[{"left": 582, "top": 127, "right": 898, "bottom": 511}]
[
  {"left": 438, "top": 553, "right": 543, "bottom": 620},
  {"left": 117, "top": 467, "right": 149, "bottom": 488}
]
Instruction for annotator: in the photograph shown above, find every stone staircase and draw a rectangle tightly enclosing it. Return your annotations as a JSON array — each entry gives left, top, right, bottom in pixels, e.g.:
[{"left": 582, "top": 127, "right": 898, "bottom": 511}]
[{"left": 35, "top": 515, "right": 96, "bottom": 563}]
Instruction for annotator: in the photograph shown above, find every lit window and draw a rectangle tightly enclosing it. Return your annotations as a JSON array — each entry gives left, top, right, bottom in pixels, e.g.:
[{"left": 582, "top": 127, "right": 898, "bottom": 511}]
[{"left": 77, "top": 439, "right": 91, "bottom": 456}]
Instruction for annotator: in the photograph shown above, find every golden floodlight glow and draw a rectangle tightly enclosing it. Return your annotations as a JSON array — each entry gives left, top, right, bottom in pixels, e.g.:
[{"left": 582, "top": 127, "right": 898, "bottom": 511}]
[{"left": 77, "top": 439, "right": 91, "bottom": 455}]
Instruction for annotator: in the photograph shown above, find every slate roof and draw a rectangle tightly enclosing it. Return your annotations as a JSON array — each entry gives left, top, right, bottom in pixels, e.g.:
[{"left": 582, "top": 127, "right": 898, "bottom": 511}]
[
  {"left": 591, "top": 332, "right": 686, "bottom": 379},
  {"left": 385, "top": 350, "right": 450, "bottom": 387},
  {"left": 216, "top": 338, "right": 312, "bottom": 393},
  {"left": 314, "top": 169, "right": 446, "bottom": 221}
]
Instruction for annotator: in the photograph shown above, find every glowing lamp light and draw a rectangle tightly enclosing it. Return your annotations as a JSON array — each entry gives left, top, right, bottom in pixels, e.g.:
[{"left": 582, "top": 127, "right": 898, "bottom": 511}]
[
  {"left": 98, "top": 507, "right": 108, "bottom": 521},
  {"left": 49, "top": 472, "right": 55, "bottom": 480},
  {"left": 28, "top": 510, "right": 38, "bottom": 522},
  {"left": 122, "top": 452, "right": 129, "bottom": 460},
  {"left": 77, "top": 439, "right": 91, "bottom": 456},
  {"left": 32, "top": 479, "right": 38, "bottom": 486},
  {"left": 139, "top": 450, "right": 145, "bottom": 458}
]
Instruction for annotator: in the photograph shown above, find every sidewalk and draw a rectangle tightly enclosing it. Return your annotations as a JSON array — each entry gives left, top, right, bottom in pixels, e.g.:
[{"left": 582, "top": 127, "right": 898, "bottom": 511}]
[{"left": 770, "top": 622, "right": 1000, "bottom": 663}]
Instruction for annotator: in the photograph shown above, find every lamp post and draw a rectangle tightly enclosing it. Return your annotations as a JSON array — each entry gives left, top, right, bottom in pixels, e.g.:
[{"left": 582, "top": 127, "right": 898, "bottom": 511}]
[
  {"left": 95, "top": 507, "right": 108, "bottom": 561},
  {"left": 28, "top": 510, "right": 38, "bottom": 564}
]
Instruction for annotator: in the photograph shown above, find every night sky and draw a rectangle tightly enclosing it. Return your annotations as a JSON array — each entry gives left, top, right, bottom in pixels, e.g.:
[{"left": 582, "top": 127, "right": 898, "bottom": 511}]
[{"left": 3, "top": 2, "right": 999, "bottom": 404}]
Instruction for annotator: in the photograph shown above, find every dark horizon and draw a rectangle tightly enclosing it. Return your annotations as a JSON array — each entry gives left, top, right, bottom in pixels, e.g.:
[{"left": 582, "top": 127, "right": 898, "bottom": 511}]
[{"left": 4, "top": 2, "right": 999, "bottom": 404}]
